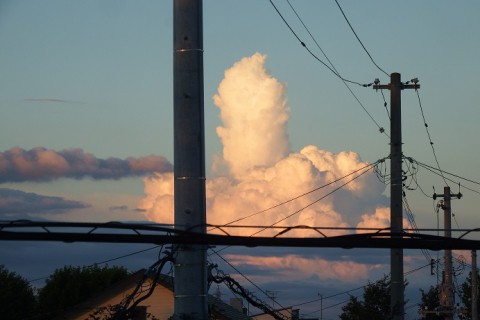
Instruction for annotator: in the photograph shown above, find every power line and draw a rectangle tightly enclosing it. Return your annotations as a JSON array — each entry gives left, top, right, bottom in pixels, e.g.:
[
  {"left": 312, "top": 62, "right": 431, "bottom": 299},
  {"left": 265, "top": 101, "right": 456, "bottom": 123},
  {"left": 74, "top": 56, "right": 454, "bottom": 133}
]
[
  {"left": 414, "top": 87, "right": 449, "bottom": 186},
  {"left": 333, "top": 0, "right": 389, "bottom": 77},
  {"left": 209, "top": 160, "right": 382, "bottom": 254},
  {"left": 250, "top": 161, "right": 378, "bottom": 236},
  {"left": 403, "top": 157, "right": 433, "bottom": 199},
  {"left": 300, "top": 263, "right": 432, "bottom": 316},
  {"left": 269, "top": 0, "right": 372, "bottom": 88},
  {"left": 211, "top": 249, "right": 292, "bottom": 317},
  {"left": 292, "top": 284, "right": 364, "bottom": 309},
  {"left": 27, "top": 245, "right": 162, "bottom": 283},
  {"left": 380, "top": 89, "right": 390, "bottom": 120},
  {"left": 274, "top": 0, "right": 389, "bottom": 138},
  {"left": 412, "top": 158, "right": 480, "bottom": 187},
  {"left": 409, "top": 158, "right": 480, "bottom": 195},
  {"left": 213, "top": 159, "right": 384, "bottom": 230},
  {"left": 403, "top": 195, "right": 433, "bottom": 263}
]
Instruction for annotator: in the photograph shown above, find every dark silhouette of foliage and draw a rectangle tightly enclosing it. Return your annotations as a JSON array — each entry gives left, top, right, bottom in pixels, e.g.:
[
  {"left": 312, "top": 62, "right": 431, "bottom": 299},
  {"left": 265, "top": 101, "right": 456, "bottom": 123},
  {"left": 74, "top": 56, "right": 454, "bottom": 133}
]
[
  {"left": 0, "top": 265, "right": 36, "bottom": 320},
  {"left": 418, "top": 286, "right": 442, "bottom": 320},
  {"left": 87, "top": 305, "right": 159, "bottom": 320},
  {"left": 460, "top": 270, "right": 480, "bottom": 320},
  {"left": 340, "top": 275, "right": 407, "bottom": 320},
  {"left": 37, "top": 264, "right": 129, "bottom": 319}
]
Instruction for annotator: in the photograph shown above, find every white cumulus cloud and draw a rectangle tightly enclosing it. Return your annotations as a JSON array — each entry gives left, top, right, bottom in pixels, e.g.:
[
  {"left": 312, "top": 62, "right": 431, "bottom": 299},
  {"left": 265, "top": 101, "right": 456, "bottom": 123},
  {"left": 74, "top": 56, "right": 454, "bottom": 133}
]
[{"left": 138, "top": 52, "right": 388, "bottom": 242}]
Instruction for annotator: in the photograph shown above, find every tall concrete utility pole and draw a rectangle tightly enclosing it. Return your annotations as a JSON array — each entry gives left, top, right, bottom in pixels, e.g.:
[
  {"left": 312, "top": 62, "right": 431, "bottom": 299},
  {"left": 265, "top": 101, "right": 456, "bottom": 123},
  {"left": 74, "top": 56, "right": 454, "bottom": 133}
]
[
  {"left": 173, "top": 0, "right": 208, "bottom": 319},
  {"left": 373, "top": 73, "right": 419, "bottom": 320},
  {"left": 434, "top": 186, "right": 462, "bottom": 320}
]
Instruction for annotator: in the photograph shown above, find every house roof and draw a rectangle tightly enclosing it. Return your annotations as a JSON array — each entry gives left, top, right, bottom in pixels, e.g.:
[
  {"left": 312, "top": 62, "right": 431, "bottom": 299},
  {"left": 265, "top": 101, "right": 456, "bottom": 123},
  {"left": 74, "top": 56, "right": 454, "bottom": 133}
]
[
  {"left": 156, "top": 272, "right": 250, "bottom": 320},
  {"left": 61, "top": 269, "right": 250, "bottom": 320},
  {"left": 208, "top": 295, "right": 250, "bottom": 320}
]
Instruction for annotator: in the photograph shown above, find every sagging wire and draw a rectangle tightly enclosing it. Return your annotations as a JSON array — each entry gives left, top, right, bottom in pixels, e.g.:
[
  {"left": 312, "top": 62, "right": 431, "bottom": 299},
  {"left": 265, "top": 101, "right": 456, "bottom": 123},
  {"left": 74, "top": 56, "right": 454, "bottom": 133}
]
[
  {"left": 410, "top": 157, "right": 480, "bottom": 196},
  {"left": 208, "top": 263, "right": 289, "bottom": 320},
  {"left": 333, "top": 0, "right": 390, "bottom": 77},
  {"left": 380, "top": 89, "right": 390, "bottom": 120},
  {"left": 210, "top": 250, "right": 292, "bottom": 319},
  {"left": 282, "top": 0, "right": 389, "bottom": 138},
  {"left": 403, "top": 195, "right": 433, "bottom": 263},
  {"left": 373, "top": 156, "right": 390, "bottom": 184},
  {"left": 403, "top": 158, "right": 420, "bottom": 192},
  {"left": 268, "top": 0, "right": 374, "bottom": 88},
  {"left": 303, "top": 263, "right": 452, "bottom": 314},
  {"left": 414, "top": 87, "right": 449, "bottom": 187},
  {"left": 453, "top": 255, "right": 467, "bottom": 277},
  {"left": 415, "top": 159, "right": 480, "bottom": 187},
  {"left": 110, "top": 246, "right": 174, "bottom": 320},
  {"left": 213, "top": 159, "right": 386, "bottom": 230},
  {"left": 27, "top": 245, "right": 162, "bottom": 284},
  {"left": 302, "top": 264, "right": 431, "bottom": 317},
  {"left": 250, "top": 160, "right": 379, "bottom": 236},
  {"left": 210, "top": 158, "right": 386, "bottom": 255},
  {"left": 408, "top": 158, "right": 433, "bottom": 199}
]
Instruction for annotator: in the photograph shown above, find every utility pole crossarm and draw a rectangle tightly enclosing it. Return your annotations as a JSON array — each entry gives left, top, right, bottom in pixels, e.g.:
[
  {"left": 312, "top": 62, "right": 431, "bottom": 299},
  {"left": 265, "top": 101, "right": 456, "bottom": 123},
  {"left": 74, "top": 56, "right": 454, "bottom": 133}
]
[{"left": 372, "top": 81, "right": 420, "bottom": 91}]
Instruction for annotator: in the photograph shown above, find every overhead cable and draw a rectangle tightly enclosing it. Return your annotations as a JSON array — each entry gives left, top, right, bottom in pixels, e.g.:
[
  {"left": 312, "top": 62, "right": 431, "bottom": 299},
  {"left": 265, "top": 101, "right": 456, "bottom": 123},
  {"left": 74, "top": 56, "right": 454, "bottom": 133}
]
[
  {"left": 251, "top": 161, "right": 377, "bottom": 236},
  {"left": 415, "top": 88, "right": 449, "bottom": 186},
  {"left": 209, "top": 263, "right": 289, "bottom": 320},
  {"left": 301, "top": 263, "right": 431, "bottom": 316},
  {"left": 211, "top": 250, "right": 291, "bottom": 317},
  {"left": 27, "top": 244, "right": 162, "bottom": 283},
  {"left": 269, "top": 0, "right": 371, "bottom": 88},
  {"left": 403, "top": 195, "right": 433, "bottom": 262},
  {"left": 408, "top": 157, "right": 480, "bottom": 195},
  {"left": 214, "top": 158, "right": 385, "bottom": 229},
  {"left": 333, "top": 0, "right": 389, "bottom": 77},
  {"left": 284, "top": 0, "right": 389, "bottom": 138},
  {"left": 403, "top": 157, "right": 433, "bottom": 199},
  {"left": 380, "top": 89, "right": 390, "bottom": 120}
]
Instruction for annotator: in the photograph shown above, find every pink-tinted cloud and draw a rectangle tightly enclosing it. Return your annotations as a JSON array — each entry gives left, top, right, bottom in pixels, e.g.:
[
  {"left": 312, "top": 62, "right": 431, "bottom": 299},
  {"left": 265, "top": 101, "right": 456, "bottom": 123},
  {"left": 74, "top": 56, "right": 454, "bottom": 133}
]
[
  {"left": 138, "top": 53, "right": 387, "bottom": 238},
  {"left": 225, "top": 254, "right": 379, "bottom": 283},
  {"left": 0, "top": 147, "right": 173, "bottom": 183},
  {"left": 356, "top": 207, "right": 411, "bottom": 233}
]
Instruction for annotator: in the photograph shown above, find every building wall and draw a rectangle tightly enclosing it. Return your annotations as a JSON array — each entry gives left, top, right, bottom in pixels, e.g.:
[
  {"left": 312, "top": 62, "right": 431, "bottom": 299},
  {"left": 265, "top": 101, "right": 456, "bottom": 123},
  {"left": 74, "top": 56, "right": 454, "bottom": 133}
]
[{"left": 72, "top": 281, "right": 174, "bottom": 320}]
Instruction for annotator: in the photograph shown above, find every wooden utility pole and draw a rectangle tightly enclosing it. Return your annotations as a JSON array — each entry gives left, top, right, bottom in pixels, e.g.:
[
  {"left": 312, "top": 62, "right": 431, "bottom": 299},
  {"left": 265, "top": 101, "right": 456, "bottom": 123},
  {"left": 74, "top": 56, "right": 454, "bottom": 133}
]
[
  {"left": 373, "top": 73, "right": 419, "bottom": 320},
  {"left": 433, "top": 186, "right": 462, "bottom": 320},
  {"left": 173, "top": 0, "right": 208, "bottom": 319},
  {"left": 473, "top": 250, "right": 478, "bottom": 320}
]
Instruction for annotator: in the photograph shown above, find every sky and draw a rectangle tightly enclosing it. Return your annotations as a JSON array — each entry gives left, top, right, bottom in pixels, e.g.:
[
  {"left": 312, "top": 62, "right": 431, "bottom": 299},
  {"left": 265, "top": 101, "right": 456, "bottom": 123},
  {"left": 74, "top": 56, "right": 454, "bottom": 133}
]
[{"left": 1, "top": 1, "right": 480, "bottom": 318}]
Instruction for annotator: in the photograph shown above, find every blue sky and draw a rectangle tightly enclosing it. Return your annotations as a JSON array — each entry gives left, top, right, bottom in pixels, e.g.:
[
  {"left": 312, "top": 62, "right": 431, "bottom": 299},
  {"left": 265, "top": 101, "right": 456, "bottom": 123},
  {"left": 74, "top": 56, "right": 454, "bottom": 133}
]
[{"left": 1, "top": 1, "right": 480, "bottom": 318}]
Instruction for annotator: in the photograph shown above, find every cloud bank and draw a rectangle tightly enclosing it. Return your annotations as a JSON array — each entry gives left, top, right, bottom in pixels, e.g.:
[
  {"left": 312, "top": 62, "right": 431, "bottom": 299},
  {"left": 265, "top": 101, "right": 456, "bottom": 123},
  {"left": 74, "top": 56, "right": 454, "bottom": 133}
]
[
  {"left": 0, "top": 147, "right": 173, "bottom": 183},
  {"left": 225, "top": 254, "right": 380, "bottom": 283},
  {"left": 0, "top": 188, "right": 89, "bottom": 216}
]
